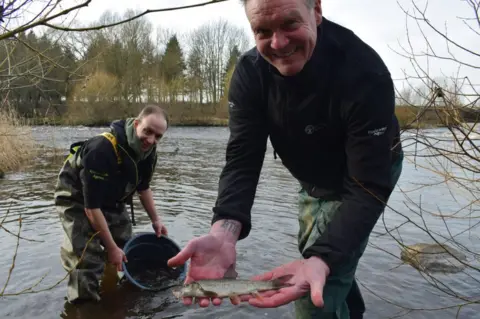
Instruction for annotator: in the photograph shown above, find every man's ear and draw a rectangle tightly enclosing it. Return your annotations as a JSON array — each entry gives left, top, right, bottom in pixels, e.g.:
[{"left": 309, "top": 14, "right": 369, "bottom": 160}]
[
  {"left": 133, "top": 119, "right": 139, "bottom": 129},
  {"left": 314, "top": 0, "right": 322, "bottom": 25}
]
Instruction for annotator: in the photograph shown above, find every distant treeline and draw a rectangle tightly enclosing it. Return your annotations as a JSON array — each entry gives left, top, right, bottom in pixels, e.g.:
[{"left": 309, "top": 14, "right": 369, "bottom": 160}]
[
  {"left": 1, "top": 9, "right": 478, "bottom": 128},
  {"left": 0, "top": 10, "right": 250, "bottom": 125}
]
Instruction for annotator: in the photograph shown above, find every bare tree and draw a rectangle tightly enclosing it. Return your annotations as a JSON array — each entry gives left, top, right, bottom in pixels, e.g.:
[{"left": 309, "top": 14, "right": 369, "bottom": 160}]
[
  {"left": 0, "top": 0, "right": 228, "bottom": 41},
  {"left": 187, "top": 18, "right": 251, "bottom": 104},
  {"left": 367, "top": 1, "right": 480, "bottom": 317}
]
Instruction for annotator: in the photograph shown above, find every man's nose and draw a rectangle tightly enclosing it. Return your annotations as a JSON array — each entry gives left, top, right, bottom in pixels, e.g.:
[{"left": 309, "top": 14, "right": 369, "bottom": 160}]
[{"left": 270, "top": 32, "right": 289, "bottom": 50}]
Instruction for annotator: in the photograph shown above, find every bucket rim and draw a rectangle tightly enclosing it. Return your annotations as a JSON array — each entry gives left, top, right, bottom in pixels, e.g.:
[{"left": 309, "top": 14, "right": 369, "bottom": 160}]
[
  {"left": 121, "top": 232, "right": 187, "bottom": 291},
  {"left": 123, "top": 232, "right": 182, "bottom": 253}
]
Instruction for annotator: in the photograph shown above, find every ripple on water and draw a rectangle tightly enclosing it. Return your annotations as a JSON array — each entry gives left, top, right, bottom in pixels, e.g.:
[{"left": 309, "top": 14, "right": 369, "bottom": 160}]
[{"left": 0, "top": 126, "right": 479, "bottom": 318}]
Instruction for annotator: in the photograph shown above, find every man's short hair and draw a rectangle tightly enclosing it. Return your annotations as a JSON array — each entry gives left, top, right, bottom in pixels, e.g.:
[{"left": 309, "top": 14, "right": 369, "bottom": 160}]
[
  {"left": 240, "top": 0, "right": 315, "bottom": 9},
  {"left": 137, "top": 104, "right": 169, "bottom": 128}
]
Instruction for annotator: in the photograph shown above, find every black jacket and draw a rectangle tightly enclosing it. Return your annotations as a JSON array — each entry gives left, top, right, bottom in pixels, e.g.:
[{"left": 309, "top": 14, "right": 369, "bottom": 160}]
[
  {"left": 211, "top": 18, "right": 403, "bottom": 270},
  {"left": 54, "top": 119, "right": 157, "bottom": 210}
]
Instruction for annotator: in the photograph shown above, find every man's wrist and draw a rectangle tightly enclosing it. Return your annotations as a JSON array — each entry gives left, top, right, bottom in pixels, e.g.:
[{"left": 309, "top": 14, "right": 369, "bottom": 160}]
[
  {"left": 104, "top": 240, "right": 118, "bottom": 251},
  {"left": 147, "top": 209, "right": 159, "bottom": 223},
  {"left": 210, "top": 219, "right": 242, "bottom": 243}
]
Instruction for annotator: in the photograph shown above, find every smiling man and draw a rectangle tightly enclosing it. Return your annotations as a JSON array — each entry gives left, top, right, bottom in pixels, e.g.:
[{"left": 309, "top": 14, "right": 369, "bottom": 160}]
[
  {"left": 167, "top": 0, "right": 404, "bottom": 318},
  {"left": 54, "top": 104, "right": 169, "bottom": 304}
]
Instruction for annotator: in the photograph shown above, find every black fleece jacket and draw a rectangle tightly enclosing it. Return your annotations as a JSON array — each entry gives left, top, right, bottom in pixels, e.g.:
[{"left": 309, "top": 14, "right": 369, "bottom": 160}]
[
  {"left": 78, "top": 120, "right": 157, "bottom": 209},
  {"left": 211, "top": 18, "right": 403, "bottom": 271}
]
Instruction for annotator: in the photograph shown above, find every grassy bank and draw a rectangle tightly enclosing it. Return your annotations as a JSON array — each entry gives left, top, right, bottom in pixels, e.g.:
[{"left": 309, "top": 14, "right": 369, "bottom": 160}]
[
  {"left": 0, "top": 108, "right": 35, "bottom": 176},
  {"left": 22, "top": 103, "right": 478, "bottom": 130},
  {"left": 26, "top": 100, "right": 230, "bottom": 127},
  {"left": 30, "top": 116, "right": 229, "bottom": 127},
  {"left": 395, "top": 105, "right": 480, "bottom": 129}
]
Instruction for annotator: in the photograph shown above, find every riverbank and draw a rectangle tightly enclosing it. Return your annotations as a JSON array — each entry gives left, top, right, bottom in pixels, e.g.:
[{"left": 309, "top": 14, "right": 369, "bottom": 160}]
[
  {"left": 18, "top": 100, "right": 479, "bottom": 129},
  {"left": 24, "top": 101, "right": 231, "bottom": 127},
  {"left": 26, "top": 106, "right": 460, "bottom": 130},
  {"left": 28, "top": 116, "right": 229, "bottom": 127},
  {"left": 31, "top": 118, "right": 436, "bottom": 129},
  {"left": 0, "top": 109, "right": 36, "bottom": 176}
]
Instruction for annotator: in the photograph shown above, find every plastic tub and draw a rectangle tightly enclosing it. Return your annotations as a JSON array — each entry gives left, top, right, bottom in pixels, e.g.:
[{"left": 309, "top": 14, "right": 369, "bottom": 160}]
[{"left": 121, "top": 232, "right": 187, "bottom": 291}]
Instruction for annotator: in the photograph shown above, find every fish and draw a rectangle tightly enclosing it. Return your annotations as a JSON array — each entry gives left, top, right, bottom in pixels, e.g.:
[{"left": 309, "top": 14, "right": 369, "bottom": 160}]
[{"left": 172, "top": 274, "right": 294, "bottom": 303}]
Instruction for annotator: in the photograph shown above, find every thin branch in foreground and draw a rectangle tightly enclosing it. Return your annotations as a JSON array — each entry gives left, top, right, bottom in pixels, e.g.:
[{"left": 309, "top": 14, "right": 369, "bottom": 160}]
[
  {"left": 0, "top": 0, "right": 229, "bottom": 41},
  {"left": 0, "top": 214, "right": 22, "bottom": 295},
  {"left": 0, "top": 221, "right": 99, "bottom": 297}
]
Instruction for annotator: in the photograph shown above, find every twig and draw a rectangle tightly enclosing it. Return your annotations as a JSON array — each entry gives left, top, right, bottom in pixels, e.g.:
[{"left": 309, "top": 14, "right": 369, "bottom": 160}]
[
  {"left": 0, "top": 214, "right": 22, "bottom": 295},
  {"left": 3, "top": 231, "right": 99, "bottom": 296}
]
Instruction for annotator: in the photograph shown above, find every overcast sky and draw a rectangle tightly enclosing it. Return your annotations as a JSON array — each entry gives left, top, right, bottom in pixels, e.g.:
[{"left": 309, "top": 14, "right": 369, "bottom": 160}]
[{"left": 57, "top": 0, "right": 480, "bottom": 99}]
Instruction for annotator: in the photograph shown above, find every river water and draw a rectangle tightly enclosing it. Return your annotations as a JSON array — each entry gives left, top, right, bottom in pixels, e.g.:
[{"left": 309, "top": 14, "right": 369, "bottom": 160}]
[{"left": 0, "top": 125, "right": 479, "bottom": 319}]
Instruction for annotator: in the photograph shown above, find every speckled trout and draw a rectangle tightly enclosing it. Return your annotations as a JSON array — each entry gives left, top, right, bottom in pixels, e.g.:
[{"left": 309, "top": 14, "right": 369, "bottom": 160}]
[{"left": 172, "top": 274, "right": 293, "bottom": 301}]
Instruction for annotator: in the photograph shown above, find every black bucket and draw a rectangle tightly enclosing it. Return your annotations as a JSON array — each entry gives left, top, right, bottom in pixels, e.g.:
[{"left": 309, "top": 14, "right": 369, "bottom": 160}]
[{"left": 122, "top": 232, "right": 187, "bottom": 291}]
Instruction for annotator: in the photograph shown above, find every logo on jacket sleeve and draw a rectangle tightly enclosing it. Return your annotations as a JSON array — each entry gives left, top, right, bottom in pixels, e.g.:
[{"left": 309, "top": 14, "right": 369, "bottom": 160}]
[{"left": 368, "top": 126, "right": 387, "bottom": 136}]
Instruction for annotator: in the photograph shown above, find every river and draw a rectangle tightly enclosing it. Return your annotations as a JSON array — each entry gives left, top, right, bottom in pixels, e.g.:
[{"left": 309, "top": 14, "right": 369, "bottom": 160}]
[{"left": 0, "top": 125, "right": 479, "bottom": 319}]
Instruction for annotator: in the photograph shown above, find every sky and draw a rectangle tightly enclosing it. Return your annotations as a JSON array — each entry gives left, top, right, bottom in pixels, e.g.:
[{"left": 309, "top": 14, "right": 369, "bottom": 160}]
[{"left": 23, "top": 0, "right": 480, "bottom": 102}]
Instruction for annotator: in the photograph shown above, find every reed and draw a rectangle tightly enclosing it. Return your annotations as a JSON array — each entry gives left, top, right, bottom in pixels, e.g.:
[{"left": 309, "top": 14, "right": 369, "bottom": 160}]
[{"left": 0, "top": 108, "right": 35, "bottom": 175}]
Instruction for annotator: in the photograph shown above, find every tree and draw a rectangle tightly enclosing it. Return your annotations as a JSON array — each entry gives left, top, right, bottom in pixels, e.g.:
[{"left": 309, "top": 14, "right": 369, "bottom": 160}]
[
  {"left": 0, "top": 0, "right": 229, "bottom": 41},
  {"left": 161, "top": 35, "right": 186, "bottom": 102},
  {"left": 188, "top": 18, "right": 251, "bottom": 104},
  {"left": 222, "top": 44, "right": 241, "bottom": 94},
  {"left": 376, "top": 1, "right": 480, "bottom": 317},
  {"left": 186, "top": 45, "right": 206, "bottom": 103}
]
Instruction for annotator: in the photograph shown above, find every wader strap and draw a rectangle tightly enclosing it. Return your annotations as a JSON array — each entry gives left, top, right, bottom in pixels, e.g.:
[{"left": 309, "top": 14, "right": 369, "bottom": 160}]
[
  {"left": 65, "top": 132, "right": 122, "bottom": 165},
  {"left": 130, "top": 202, "right": 136, "bottom": 226},
  {"left": 69, "top": 141, "right": 84, "bottom": 154},
  {"left": 125, "top": 195, "right": 136, "bottom": 226},
  {"left": 100, "top": 132, "right": 122, "bottom": 165},
  {"left": 64, "top": 141, "right": 85, "bottom": 164}
]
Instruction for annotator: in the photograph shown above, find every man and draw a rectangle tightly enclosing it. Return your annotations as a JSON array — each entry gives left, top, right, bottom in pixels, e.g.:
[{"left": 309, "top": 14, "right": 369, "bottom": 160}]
[
  {"left": 168, "top": 0, "right": 403, "bottom": 318},
  {"left": 54, "top": 104, "right": 169, "bottom": 304}
]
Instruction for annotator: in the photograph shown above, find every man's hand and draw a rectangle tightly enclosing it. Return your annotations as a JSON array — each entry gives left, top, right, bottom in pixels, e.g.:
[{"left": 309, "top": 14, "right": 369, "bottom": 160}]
[
  {"left": 167, "top": 219, "right": 241, "bottom": 307},
  {"left": 239, "top": 256, "right": 330, "bottom": 308},
  {"left": 152, "top": 219, "right": 168, "bottom": 237},
  {"left": 138, "top": 188, "right": 168, "bottom": 236},
  {"left": 107, "top": 245, "right": 128, "bottom": 271}
]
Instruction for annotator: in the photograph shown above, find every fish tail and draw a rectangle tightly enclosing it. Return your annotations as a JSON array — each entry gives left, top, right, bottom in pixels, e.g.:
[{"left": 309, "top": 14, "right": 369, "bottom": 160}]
[
  {"left": 271, "top": 274, "right": 294, "bottom": 288},
  {"left": 172, "top": 289, "right": 181, "bottom": 299}
]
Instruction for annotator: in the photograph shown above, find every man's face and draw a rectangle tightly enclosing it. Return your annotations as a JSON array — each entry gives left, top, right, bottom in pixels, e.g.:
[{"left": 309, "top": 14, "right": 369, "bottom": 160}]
[
  {"left": 134, "top": 114, "right": 167, "bottom": 152},
  {"left": 245, "top": 0, "right": 322, "bottom": 76}
]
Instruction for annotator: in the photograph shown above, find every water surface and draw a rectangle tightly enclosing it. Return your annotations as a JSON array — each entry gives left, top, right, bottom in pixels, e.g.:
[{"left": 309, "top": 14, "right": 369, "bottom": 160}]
[{"left": 0, "top": 126, "right": 479, "bottom": 318}]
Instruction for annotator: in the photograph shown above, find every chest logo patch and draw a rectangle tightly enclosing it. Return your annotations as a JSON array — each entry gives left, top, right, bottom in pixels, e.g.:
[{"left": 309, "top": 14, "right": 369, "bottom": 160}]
[{"left": 304, "top": 124, "right": 326, "bottom": 135}]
